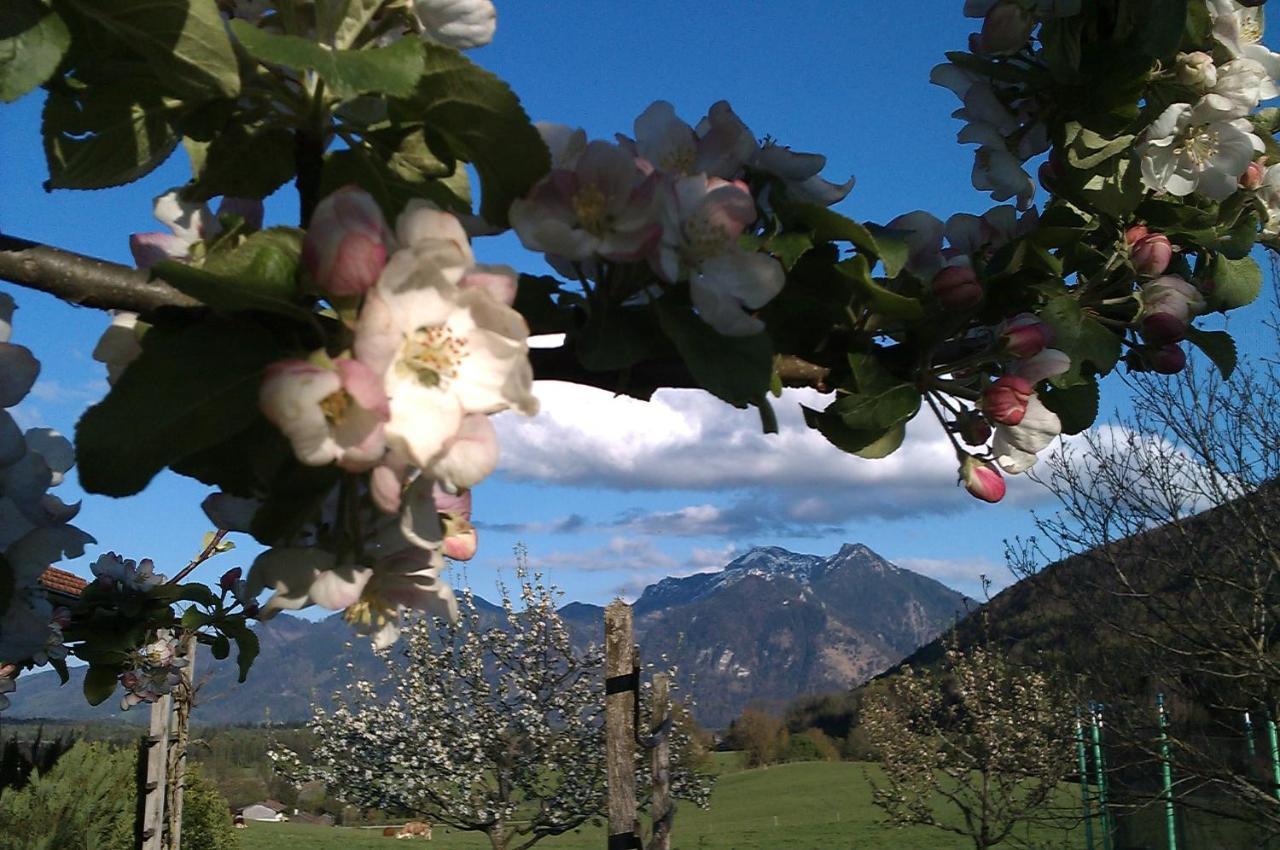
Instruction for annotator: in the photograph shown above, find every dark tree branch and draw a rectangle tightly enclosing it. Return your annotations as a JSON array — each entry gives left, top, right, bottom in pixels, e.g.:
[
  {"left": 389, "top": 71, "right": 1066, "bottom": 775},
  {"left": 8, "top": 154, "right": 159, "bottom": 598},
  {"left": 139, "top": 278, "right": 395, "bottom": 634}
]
[
  {"left": 0, "top": 234, "right": 831, "bottom": 395},
  {"left": 0, "top": 235, "right": 199, "bottom": 313}
]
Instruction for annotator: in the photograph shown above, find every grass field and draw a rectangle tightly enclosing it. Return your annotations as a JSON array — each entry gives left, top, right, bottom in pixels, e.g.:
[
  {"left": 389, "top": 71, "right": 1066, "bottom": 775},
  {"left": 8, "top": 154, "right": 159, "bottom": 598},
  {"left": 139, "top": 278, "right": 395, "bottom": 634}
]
[{"left": 236, "top": 759, "right": 1083, "bottom": 850}]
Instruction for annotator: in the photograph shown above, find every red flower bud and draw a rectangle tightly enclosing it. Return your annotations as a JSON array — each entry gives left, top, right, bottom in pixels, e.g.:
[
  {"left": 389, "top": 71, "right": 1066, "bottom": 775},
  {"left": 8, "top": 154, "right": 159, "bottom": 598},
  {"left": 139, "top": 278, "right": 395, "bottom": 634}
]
[
  {"left": 1149, "top": 343, "right": 1187, "bottom": 375},
  {"left": 933, "top": 264, "right": 984, "bottom": 311},
  {"left": 1141, "top": 312, "right": 1188, "bottom": 346},
  {"left": 960, "top": 454, "right": 1006, "bottom": 504},
  {"left": 219, "top": 567, "right": 243, "bottom": 593},
  {"left": 1126, "top": 227, "right": 1172, "bottom": 277},
  {"left": 956, "top": 411, "right": 993, "bottom": 447},
  {"left": 1001, "top": 314, "right": 1055, "bottom": 359},
  {"left": 982, "top": 375, "right": 1035, "bottom": 426},
  {"left": 302, "top": 186, "right": 391, "bottom": 297}
]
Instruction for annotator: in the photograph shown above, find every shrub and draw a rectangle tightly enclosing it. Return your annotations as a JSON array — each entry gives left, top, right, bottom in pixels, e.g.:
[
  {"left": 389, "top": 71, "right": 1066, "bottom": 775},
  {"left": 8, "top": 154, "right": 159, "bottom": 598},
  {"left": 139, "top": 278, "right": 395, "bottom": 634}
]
[
  {"left": 0, "top": 741, "right": 136, "bottom": 850},
  {"left": 180, "top": 767, "right": 238, "bottom": 850}
]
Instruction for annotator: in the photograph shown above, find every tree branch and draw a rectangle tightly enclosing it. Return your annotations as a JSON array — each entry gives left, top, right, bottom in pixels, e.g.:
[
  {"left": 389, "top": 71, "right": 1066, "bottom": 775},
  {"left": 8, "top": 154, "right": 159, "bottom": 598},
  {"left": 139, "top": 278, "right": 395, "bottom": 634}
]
[
  {"left": 0, "top": 234, "right": 831, "bottom": 394},
  {"left": 0, "top": 235, "right": 199, "bottom": 313}
]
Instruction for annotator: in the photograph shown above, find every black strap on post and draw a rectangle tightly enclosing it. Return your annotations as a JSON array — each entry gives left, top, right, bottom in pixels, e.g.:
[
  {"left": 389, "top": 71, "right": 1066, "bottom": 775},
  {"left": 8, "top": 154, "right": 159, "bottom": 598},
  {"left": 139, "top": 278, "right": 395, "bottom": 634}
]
[
  {"left": 608, "top": 831, "right": 643, "bottom": 850},
  {"left": 605, "top": 670, "right": 639, "bottom": 696}
]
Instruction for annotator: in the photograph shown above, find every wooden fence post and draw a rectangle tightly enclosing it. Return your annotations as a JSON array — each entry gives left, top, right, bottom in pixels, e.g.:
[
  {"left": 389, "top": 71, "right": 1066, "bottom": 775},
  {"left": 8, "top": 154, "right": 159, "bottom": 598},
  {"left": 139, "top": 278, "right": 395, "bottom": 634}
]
[
  {"left": 141, "top": 692, "right": 171, "bottom": 850},
  {"left": 604, "top": 600, "right": 640, "bottom": 850},
  {"left": 649, "top": 672, "right": 672, "bottom": 850},
  {"left": 166, "top": 634, "right": 196, "bottom": 850}
]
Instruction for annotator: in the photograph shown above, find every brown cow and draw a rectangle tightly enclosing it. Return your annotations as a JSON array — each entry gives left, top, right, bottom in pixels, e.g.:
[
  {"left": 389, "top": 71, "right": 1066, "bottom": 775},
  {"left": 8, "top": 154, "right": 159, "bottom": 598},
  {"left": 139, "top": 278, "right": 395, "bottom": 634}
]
[
  {"left": 383, "top": 826, "right": 401, "bottom": 837},
  {"left": 399, "top": 820, "right": 432, "bottom": 840}
]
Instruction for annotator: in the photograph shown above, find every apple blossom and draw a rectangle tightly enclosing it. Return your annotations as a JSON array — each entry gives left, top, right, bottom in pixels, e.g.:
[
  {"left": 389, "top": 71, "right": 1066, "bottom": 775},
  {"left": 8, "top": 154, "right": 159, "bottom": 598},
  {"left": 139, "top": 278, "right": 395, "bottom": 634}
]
[
  {"left": 129, "top": 189, "right": 264, "bottom": 269},
  {"left": 1241, "top": 160, "right": 1265, "bottom": 189},
  {"left": 692, "top": 101, "right": 759, "bottom": 180},
  {"left": 259, "top": 356, "right": 390, "bottom": 472},
  {"left": 342, "top": 544, "right": 458, "bottom": 649},
  {"left": 1200, "top": 58, "right": 1270, "bottom": 120},
  {"left": 625, "top": 100, "right": 754, "bottom": 179},
  {"left": 247, "top": 547, "right": 371, "bottom": 618},
  {"left": 219, "top": 567, "right": 243, "bottom": 593},
  {"left": 537, "top": 122, "right": 588, "bottom": 169},
  {"left": 1010, "top": 348, "right": 1071, "bottom": 384},
  {"left": 992, "top": 394, "right": 1062, "bottom": 473},
  {"left": 435, "top": 485, "right": 477, "bottom": 561},
  {"left": 1136, "top": 100, "right": 1264, "bottom": 201},
  {"left": 90, "top": 552, "right": 165, "bottom": 591},
  {"left": 303, "top": 186, "right": 394, "bottom": 297},
  {"left": 1000, "top": 314, "right": 1054, "bottom": 358},
  {"left": 90, "top": 312, "right": 143, "bottom": 385},
  {"left": 1209, "top": 0, "right": 1280, "bottom": 98},
  {"left": 887, "top": 210, "right": 946, "bottom": 279},
  {"left": 982, "top": 375, "right": 1034, "bottom": 425},
  {"left": 978, "top": 1, "right": 1035, "bottom": 55},
  {"left": 751, "top": 141, "right": 855, "bottom": 207},
  {"left": 1177, "top": 51, "right": 1218, "bottom": 90},
  {"left": 428, "top": 412, "right": 500, "bottom": 492},
  {"left": 0, "top": 341, "right": 38, "bottom": 409},
  {"left": 355, "top": 220, "right": 537, "bottom": 472},
  {"left": 955, "top": 410, "right": 993, "bottom": 446},
  {"left": 412, "top": 0, "right": 497, "bottom": 49},
  {"left": 960, "top": 454, "right": 1006, "bottom": 503},
  {"left": 655, "top": 175, "right": 784, "bottom": 336},
  {"left": 510, "top": 140, "right": 659, "bottom": 262},
  {"left": 0, "top": 293, "right": 12, "bottom": 343}
]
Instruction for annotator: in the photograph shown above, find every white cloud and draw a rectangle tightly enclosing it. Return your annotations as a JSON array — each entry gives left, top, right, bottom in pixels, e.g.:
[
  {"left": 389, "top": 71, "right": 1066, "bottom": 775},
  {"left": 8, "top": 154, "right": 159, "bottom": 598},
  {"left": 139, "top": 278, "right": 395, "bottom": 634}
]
[
  {"left": 493, "top": 383, "right": 1053, "bottom": 518},
  {"left": 892, "top": 556, "right": 1008, "bottom": 595}
]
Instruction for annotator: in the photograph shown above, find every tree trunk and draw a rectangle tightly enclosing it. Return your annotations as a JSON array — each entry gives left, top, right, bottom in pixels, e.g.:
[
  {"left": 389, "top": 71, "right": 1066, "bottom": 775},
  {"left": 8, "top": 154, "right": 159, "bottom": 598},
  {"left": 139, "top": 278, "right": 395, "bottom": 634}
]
[{"left": 486, "top": 824, "right": 507, "bottom": 850}]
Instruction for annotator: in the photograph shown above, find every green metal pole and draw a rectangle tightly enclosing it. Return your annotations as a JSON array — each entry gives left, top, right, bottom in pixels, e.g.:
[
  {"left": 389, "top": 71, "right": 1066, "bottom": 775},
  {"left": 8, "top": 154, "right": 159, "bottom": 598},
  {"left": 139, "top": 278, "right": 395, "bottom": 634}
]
[
  {"left": 1091, "top": 704, "right": 1113, "bottom": 850},
  {"left": 1157, "top": 694, "right": 1177, "bottom": 850},
  {"left": 1076, "top": 709, "right": 1096, "bottom": 850},
  {"left": 1267, "top": 713, "right": 1280, "bottom": 801},
  {"left": 1245, "top": 711, "right": 1257, "bottom": 760}
]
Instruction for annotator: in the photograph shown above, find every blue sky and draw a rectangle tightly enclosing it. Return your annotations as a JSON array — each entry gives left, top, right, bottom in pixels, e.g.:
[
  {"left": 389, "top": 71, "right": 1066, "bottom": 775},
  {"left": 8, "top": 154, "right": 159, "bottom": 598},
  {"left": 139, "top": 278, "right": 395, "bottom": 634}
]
[{"left": 2, "top": 3, "right": 1275, "bottom": 606}]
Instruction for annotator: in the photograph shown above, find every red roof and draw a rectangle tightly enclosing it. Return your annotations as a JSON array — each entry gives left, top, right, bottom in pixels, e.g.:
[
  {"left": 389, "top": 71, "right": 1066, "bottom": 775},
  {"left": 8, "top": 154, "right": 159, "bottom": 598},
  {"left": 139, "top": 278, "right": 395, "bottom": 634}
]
[{"left": 37, "top": 567, "right": 87, "bottom": 598}]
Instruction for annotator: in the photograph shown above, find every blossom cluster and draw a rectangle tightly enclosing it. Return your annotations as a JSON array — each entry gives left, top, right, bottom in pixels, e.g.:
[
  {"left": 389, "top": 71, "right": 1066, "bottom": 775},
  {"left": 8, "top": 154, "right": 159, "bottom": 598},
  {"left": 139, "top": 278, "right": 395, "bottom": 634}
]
[
  {"left": 224, "top": 0, "right": 498, "bottom": 50},
  {"left": 0, "top": 293, "right": 90, "bottom": 707},
  {"left": 510, "top": 100, "right": 854, "bottom": 336},
  {"left": 117, "top": 632, "right": 189, "bottom": 710}
]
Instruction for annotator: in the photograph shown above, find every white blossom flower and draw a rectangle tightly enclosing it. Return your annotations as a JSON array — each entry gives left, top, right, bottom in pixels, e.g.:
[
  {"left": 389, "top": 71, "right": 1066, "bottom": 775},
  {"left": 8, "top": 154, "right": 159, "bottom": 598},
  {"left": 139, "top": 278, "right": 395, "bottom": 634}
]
[
  {"left": 655, "top": 175, "right": 783, "bottom": 336},
  {"left": 751, "top": 142, "right": 855, "bottom": 207},
  {"left": 412, "top": 0, "right": 496, "bottom": 49},
  {"left": 246, "top": 547, "right": 372, "bottom": 618},
  {"left": 259, "top": 356, "right": 390, "bottom": 472},
  {"left": 1136, "top": 100, "right": 1263, "bottom": 200},
  {"left": 129, "top": 190, "right": 263, "bottom": 269},
  {"left": 992, "top": 394, "right": 1061, "bottom": 473},
  {"left": 1201, "top": 58, "right": 1270, "bottom": 120},
  {"left": 1258, "top": 162, "right": 1280, "bottom": 238},
  {"left": 91, "top": 312, "right": 142, "bottom": 385},
  {"left": 90, "top": 552, "right": 165, "bottom": 591},
  {"left": 343, "top": 546, "right": 458, "bottom": 649},
  {"left": 1209, "top": 0, "right": 1280, "bottom": 98},
  {"left": 356, "top": 205, "right": 537, "bottom": 472},
  {"left": 537, "top": 122, "right": 588, "bottom": 169}
]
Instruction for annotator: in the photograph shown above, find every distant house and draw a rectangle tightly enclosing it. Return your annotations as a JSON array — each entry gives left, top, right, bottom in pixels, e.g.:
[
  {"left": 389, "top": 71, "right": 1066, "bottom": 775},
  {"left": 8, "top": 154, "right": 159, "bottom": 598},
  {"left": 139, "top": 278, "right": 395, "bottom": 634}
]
[
  {"left": 37, "top": 566, "right": 86, "bottom": 605},
  {"left": 240, "top": 803, "right": 286, "bottom": 822},
  {"left": 290, "top": 811, "right": 336, "bottom": 826}
]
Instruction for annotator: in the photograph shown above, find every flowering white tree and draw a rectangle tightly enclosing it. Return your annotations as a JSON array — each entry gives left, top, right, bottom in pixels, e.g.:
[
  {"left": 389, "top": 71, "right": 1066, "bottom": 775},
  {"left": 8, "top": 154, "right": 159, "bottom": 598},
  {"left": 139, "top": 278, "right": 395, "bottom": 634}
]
[
  {"left": 862, "top": 643, "right": 1073, "bottom": 850},
  {"left": 273, "top": 557, "right": 712, "bottom": 850}
]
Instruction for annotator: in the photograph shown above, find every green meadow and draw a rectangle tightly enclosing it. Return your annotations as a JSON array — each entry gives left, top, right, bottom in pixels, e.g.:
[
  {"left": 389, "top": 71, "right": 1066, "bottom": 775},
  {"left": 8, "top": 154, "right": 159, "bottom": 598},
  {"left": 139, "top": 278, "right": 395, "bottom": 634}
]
[{"left": 237, "top": 759, "right": 1083, "bottom": 850}]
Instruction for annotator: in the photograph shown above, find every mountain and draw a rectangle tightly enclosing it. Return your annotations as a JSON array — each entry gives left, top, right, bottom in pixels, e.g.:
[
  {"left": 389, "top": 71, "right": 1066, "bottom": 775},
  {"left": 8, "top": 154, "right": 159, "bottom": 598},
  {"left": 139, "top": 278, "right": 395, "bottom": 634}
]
[{"left": 6, "top": 544, "right": 970, "bottom": 729}]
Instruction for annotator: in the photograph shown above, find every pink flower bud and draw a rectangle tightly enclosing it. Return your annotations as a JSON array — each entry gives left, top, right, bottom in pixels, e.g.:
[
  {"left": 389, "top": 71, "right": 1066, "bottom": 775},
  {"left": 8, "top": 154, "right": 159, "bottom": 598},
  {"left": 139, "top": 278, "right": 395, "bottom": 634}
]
[
  {"left": 979, "top": 2, "right": 1035, "bottom": 55},
  {"left": 1149, "top": 343, "right": 1187, "bottom": 374},
  {"left": 302, "top": 186, "right": 391, "bottom": 297},
  {"left": 933, "top": 264, "right": 984, "bottom": 311},
  {"left": 960, "top": 454, "right": 1006, "bottom": 503},
  {"left": 1126, "top": 226, "right": 1172, "bottom": 276},
  {"left": 982, "top": 375, "right": 1034, "bottom": 426},
  {"left": 219, "top": 567, "right": 243, "bottom": 592},
  {"left": 1241, "top": 160, "right": 1265, "bottom": 190},
  {"left": 1000, "top": 314, "right": 1055, "bottom": 358},
  {"left": 0, "top": 664, "right": 17, "bottom": 679},
  {"left": 1139, "top": 275, "right": 1203, "bottom": 345},
  {"left": 243, "top": 601, "right": 261, "bottom": 618}
]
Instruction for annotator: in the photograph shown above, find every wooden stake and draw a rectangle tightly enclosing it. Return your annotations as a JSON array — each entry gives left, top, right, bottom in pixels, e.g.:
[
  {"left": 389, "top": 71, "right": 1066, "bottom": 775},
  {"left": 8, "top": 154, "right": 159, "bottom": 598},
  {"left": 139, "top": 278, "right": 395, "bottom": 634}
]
[
  {"left": 649, "top": 672, "right": 672, "bottom": 850},
  {"left": 604, "top": 600, "right": 639, "bottom": 850},
  {"left": 141, "top": 693, "right": 171, "bottom": 850},
  {"left": 166, "top": 634, "right": 196, "bottom": 850}
]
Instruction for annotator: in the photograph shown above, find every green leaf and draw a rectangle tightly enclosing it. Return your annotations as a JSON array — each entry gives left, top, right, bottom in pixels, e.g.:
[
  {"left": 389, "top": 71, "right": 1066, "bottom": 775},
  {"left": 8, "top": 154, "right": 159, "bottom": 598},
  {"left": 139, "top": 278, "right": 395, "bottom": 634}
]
[
  {"left": 575, "top": 305, "right": 667, "bottom": 373},
  {"left": 1133, "top": 0, "right": 1188, "bottom": 61},
  {"left": 396, "top": 43, "right": 550, "bottom": 228},
  {"left": 835, "top": 256, "right": 923, "bottom": 320},
  {"left": 316, "top": 0, "right": 385, "bottom": 49},
  {"left": 154, "top": 228, "right": 313, "bottom": 322},
  {"left": 1206, "top": 255, "right": 1262, "bottom": 312},
  {"left": 1064, "top": 122, "right": 1135, "bottom": 169},
  {"left": 801, "top": 403, "right": 909, "bottom": 457},
  {"left": 42, "top": 76, "right": 180, "bottom": 189},
  {"left": 1039, "top": 379, "right": 1099, "bottom": 435},
  {"left": 829, "top": 384, "right": 921, "bottom": 433},
  {"left": 321, "top": 146, "right": 471, "bottom": 222},
  {"left": 655, "top": 297, "right": 773, "bottom": 407},
  {"left": 249, "top": 462, "right": 341, "bottom": 547},
  {"left": 83, "top": 664, "right": 119, "bottom": 706},
  {"left": 1214, "top": 209, "right": 1260, "bottom": 260},
  {"left": 514, "top": 275, "right": 572, "bottom": 336},
  {"left": 230, "top": 20, "right": 425, "bottom": 99},
  {"left": 852, "top": 422, "right": 906, "bottom": 459},
  {"left": 1184, "top": 327, "right": 1237, "bottom": 379},
  {"left": 210, "top": 633, "right": 231, "bottom": 660},
  {"left": 0, "top": 0, "right": 70, "bottom": 103},
  {"left": 219, "top": 620, "right": 260, "bottom": 682},
  {"left": 1076, "top": 154, "right": 1144, "bottom": 219},
  {"left": 763, "top": 232, "right": 814, "bottom": 271},
  {"left": 64, "top": 0, "right": 239, "bottom": 101},
  {"left": 781, "top": 204, "right": 909, "bottom": 276},
  {"left": 185, "top": 124, "right": 296, "bottom": 201},
  {"left": 76, "top": 317, "right": 286, "bottom": 497},
  {"left": 181, "top": 607, "right": 210, "bottom": 629}
]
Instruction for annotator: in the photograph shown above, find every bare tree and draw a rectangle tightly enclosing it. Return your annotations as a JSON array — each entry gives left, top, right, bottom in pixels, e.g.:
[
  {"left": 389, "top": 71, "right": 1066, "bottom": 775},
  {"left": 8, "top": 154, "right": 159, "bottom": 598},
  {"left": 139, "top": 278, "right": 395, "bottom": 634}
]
[
  {"left": 862, "top": 642, "right": 1073, "bottom": 850},
  {"left": 272, "top": 558, "right": 711, "bottom": 850},
  {"left": 1007, "top": 338, "right": 1280, "bottom": 836}
]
